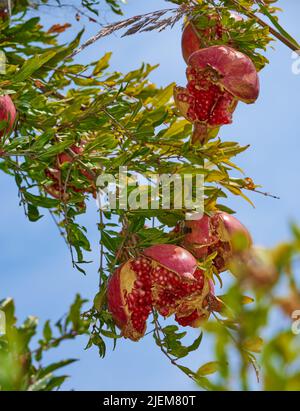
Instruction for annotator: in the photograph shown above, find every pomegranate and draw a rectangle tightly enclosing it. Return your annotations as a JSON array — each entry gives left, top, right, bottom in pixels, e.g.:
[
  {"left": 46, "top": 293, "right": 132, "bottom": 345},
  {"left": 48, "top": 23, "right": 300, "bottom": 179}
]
[
  {"left": 181, "top": 212, "right": 252, "bottom": 273},
  {"left": 0, "top": 95, "right": 16, "bottom": 138},
  {"left": 107, "top": 244, "right": 219, "bottom": 341},
  {"left": 230, "top": 247, "right": 278, "bottom": 288},
  {"left": 44, "top": 143, "right": 96, "bottom": 200},
  {"left": 143, "top": 244, "right": 217, "bottom": 327},
  {"left": 174, "top": 45, "right": 259, "bottom": 143},
  {"left": 107, "top": 258, "right": 153, "bottom": 341},
  {"left": 182, "top": 12, "right": 243, "bottom": 63}
]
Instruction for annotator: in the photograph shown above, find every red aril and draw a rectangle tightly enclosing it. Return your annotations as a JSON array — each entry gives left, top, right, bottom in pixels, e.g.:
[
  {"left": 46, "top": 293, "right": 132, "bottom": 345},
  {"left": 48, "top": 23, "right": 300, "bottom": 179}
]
[
  {"left": 107, "top": 258, "right": 153, "bottom": 341},
  {"left": 174, "top": 45, "right": 259, "bottom": 143},
  {"left": 107, "top": 244, "right": 220, "bottom": 341}
]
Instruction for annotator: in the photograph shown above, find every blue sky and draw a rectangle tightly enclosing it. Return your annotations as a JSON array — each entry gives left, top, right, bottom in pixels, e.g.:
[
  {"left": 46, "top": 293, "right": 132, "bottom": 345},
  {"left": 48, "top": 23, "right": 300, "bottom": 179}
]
[{"left": 0, "top": 0, "right": 300, "bottom": 390}]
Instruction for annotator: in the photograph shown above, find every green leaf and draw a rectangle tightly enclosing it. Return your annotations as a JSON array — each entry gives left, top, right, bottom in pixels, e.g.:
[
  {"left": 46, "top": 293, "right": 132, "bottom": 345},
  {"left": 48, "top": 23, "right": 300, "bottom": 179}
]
[
  {"left": 197, "top": 361, "right": 221, "bottom": 376},
  {"left": 39, "top": 359, "right": 77, "bottom": 379},
  {"left": 93, "top": 52, "right": 112, "bottom": 75},
  {"left": 43, "top": 320, "right": 52, "bottom": 342},
  {"left": 14, "top": 49, "right": 58, "bottom": 82}
]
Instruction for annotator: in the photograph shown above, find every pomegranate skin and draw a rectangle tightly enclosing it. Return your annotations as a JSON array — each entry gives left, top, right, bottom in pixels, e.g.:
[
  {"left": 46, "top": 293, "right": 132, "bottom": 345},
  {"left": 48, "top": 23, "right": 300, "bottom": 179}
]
[
  {"left": 143, "top": 244, "right": 198, "bottom": 281},
  {"left": 58, "top": 145, "right": 83, "bottom": 165},
  {"left": 182, "top": 212, "right": 252, "bottom": 272},
  {"left": 182, "top": 23, "right": 202, "bottom": 65},
  {"left": 107, "top": 245, "right": 220, "bottom": 339},
  {"left": 107, "top": 264, "right": 130, "bottom": 332},
  {"left": 0, "top": 95, "right": 16, "bottom": 137},
  {"left": 143, "top": 244, "right": 218, "bottom": 328},
  {"left": 107, "top": 259, "right": 153, "bottom": 341},
  {"left": 182, "top": 13, "right": 243, "bottom": 63},
  {"left": 188, "top": 45, "right": 259, "bottom": 103}
]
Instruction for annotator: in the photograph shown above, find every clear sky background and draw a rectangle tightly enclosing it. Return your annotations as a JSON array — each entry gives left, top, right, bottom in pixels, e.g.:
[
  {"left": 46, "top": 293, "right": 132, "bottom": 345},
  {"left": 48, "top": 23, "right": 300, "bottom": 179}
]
[{"left": 1, "top": 0, "right": 300, "bottom": 390}]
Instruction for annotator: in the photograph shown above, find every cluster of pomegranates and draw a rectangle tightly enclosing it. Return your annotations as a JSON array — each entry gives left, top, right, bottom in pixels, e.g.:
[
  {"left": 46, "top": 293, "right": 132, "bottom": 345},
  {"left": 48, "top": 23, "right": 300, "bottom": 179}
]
[
  {"left": 106, "top": 13, "right": 266, "bottom": 341},
  {"left": 174, "top": 13, "right": 260, "bottom": 143},
  {"left": 107, "top": 211, "right": 253, "bottom": 341}
]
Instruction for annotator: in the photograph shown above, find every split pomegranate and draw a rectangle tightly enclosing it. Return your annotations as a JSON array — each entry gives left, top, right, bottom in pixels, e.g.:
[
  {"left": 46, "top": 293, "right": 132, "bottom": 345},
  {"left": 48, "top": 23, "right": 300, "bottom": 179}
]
[
  {"left": 181, "top": 212, "right": 252, "bottom": 273},
  {"left": 174, "top": 45, "right": 259, "bottom": 143},
  {"left": 0, "top": 95, "right": 16, "bottom": 138},
  {"left": 182, "top": 12, "right": 243, "bottom": 63},
  {"left": 107, "top": 258, "right": 153, "bottom": 341},
  {"left": 107, "top": 244, "right": 219, "bottom": 341}
]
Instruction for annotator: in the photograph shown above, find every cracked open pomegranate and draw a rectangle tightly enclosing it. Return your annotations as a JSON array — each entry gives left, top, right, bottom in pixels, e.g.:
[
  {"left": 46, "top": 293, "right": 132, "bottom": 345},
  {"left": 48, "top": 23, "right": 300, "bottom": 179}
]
[
  {"left": 181, "top": 212, "right": 252, "bottom": 273},
  {"left": 0, "top": 95, "right": 16, "bottom": 138},
  {"left": 182, "top": 12, "right": 243, "bottom": 63},
  {"left": 174, "top": 45, "right": 259, "bottom": 143},
  {"left": 107, "top": 244, "right": 219, "bottom": 341}
]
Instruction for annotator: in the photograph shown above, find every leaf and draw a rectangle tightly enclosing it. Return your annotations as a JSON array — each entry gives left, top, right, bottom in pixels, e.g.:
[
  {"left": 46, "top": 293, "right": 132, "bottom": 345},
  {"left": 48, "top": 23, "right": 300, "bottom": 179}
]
[
  {"left": 23, "top": 192, "right": 59, "bottom": 209},
  {"left": 28, "top": 374, "right": 54, "bottom": 391},
  {"left": 43, "top": 320, "right": 52, "bottom": 342},
  {"left": 244, "top": 337, "right": 264, "bottom": 354},
  {"left": 39, "top": 359, "right": 77, "bottom": 378},
  {"left": 93, "top": 52, "right": 112, "bottom": 75},
  {"left": 197, "top": 361, "right": 221, "bottom": 376},
  {"left": 258, "top": 3, "right": 300, "bottom": 48},
  {"left": 13, "top": 49, "right": 58, "bottom": 82},
  {"left": 28, "top": 204, "right": 42, "bottom": 222},
  {"left": 242, "top": 295, "right": 255, "bottom": 305}
]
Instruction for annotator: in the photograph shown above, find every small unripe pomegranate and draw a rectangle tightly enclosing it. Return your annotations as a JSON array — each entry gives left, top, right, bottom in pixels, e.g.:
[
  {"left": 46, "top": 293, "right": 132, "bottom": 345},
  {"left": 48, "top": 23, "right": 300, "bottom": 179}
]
[
  {"left": 107, "top": 244, "right": 218, "bottom": 341},
  {"left": 181, "top": 212, "right": 252, "bottom": 273},
  {"left": 174, "top": 45, "right": 259, "bottom": 143},
  {"left": 0, "top": 95, "right": 16, "bottom": 138},
  {"left": 182, "top": 12, "right": 243, "bottom": 63}
]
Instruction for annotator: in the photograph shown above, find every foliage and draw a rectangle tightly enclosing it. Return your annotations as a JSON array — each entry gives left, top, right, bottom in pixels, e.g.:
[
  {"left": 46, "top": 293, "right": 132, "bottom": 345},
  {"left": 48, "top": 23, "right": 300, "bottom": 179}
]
[
  {"left": 0, "top": 0, "right": 299, "bottom": 391},
  {"left": 0, "top": 295, "right": 88, "bottom": 391}
]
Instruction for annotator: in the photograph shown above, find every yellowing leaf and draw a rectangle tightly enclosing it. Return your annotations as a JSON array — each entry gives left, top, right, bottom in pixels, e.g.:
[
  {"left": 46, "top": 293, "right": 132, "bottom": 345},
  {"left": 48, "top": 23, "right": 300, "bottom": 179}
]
[
  {"left": 197, "top": 361, "right": 220, "bottom": 376},
  {"left": 244, "top": 337, "right": 263, "bottom": 353},
  {"left": 93, "top": 52, "right": 112, "bottom": 76}
]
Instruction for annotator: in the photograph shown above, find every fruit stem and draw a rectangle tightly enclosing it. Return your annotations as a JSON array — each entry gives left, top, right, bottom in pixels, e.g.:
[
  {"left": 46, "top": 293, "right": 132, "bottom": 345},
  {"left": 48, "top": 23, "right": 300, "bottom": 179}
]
[{"left": 191, "top": 122, "right": 208, "bottom": 145}]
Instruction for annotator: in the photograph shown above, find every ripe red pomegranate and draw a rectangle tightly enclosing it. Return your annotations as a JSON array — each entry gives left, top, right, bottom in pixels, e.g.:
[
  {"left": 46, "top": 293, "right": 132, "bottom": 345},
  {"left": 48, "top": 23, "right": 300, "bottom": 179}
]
[
  {"left": 58, "top": 144, "right": 95, "bottom": 182},
  {"left": 174, "top": 45, "right": 259, "bottom": 143},
  {"left": 107, "top": 258, "right": 153, "bottom": 341},
  {"left": 143, "top": 244, "right": 218, "bottom": 327},
  {"left": 182, "top": 12, "right": 243, "bottom": 63},
  {"left": 181, "top": 212, "right": 252, "bottom": 273},
  {"left": 107, "top": 244, "right": 219, "bottom": 341},
  {"left": 0, "top": 95, "right": 16, "bottom": 138}
]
